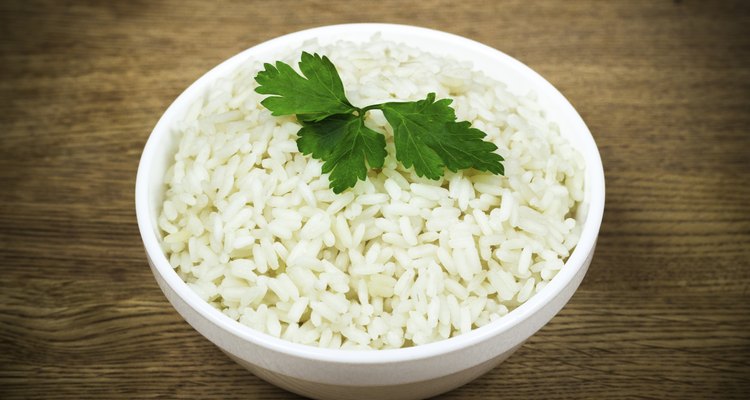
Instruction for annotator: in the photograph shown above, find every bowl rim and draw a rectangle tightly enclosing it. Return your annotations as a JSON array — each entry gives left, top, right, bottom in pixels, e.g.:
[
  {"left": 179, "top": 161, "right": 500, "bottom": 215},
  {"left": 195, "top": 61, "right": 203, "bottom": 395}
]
[{"left": 135, "top": 22, "right": 605, "bottom": 365}]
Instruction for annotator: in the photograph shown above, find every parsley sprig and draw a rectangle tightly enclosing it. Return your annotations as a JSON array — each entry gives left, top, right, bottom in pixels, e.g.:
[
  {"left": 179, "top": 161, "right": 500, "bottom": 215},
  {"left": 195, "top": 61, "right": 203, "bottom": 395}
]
[{"left": 254, "top": 52, "right": 504, "bottom": 193}]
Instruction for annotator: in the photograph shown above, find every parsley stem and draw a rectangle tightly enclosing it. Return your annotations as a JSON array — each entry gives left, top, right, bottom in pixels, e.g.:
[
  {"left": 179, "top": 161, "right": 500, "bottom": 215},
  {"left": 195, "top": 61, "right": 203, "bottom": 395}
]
[{"left": 360, "top": 104, "right": 383, "bottom": 113}]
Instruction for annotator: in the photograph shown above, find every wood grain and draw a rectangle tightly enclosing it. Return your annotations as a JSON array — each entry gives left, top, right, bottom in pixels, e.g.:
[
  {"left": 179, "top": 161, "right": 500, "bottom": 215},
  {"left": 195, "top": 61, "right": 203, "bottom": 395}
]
[{"left": 1, "top": 0, "right": 749, "bottom": 398}]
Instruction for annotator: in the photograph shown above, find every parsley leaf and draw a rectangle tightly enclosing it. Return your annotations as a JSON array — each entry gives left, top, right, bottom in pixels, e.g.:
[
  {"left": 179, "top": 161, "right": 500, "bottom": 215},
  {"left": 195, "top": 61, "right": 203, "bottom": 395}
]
[
  {"left": 254, "top": 53, "right": 504, "bottom": 193},
  {"left": 297, "top": 114, "right": 386, "bottom": 193},
  {"left": 380, "top": 93, "right": 505, "bottom": 179},
  {"left": 255, "top": 52, "right": 355, "bottom": 122}
]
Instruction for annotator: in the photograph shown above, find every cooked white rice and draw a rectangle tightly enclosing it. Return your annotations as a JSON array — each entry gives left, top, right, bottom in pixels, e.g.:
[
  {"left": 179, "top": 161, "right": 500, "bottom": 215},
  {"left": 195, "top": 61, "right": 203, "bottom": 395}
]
[{"left": 159, "top": 36, "right": 585, "bottom": 350}]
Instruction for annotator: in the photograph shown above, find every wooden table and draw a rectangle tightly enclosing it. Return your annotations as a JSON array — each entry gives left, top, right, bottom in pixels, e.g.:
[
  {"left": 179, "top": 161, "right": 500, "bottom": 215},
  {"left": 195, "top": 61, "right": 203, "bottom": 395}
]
[{"left": 2, "top": 1, "right": 749, "bottom": 398}]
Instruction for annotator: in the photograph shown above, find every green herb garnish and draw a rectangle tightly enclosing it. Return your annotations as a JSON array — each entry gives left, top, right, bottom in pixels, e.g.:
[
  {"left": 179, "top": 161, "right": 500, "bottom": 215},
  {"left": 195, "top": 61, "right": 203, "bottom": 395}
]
[{"left": 254, "top": 52, "right": 504, "bottom": 193}]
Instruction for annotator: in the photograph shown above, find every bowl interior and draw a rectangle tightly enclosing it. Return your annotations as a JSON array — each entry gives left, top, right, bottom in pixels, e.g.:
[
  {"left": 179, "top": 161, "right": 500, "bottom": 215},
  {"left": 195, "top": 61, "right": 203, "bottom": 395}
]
[{"left": 136, "top": 23, "right": 604, "bottom": 362}]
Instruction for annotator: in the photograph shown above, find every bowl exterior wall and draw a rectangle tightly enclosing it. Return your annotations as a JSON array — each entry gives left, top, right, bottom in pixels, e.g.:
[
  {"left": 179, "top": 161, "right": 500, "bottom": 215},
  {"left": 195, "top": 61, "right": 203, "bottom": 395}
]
[
  {"left": 225, "top": 347, "right": 520, "bottom": 400},
  {"left": 146, "top": 246, "right": 593, "bottom": 391}
]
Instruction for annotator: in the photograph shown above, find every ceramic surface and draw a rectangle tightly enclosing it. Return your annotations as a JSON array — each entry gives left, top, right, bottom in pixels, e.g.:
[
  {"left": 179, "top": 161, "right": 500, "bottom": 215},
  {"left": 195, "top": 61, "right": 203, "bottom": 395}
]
[{"left": 136, "top": 23, "right": 605, "bottom": 400}]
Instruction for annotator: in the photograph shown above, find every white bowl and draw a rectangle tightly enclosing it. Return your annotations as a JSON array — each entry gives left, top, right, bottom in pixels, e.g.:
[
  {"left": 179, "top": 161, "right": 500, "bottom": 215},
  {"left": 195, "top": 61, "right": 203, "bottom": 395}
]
[{"left": 135, "top": 23, "right": 605, "bottom": 400}]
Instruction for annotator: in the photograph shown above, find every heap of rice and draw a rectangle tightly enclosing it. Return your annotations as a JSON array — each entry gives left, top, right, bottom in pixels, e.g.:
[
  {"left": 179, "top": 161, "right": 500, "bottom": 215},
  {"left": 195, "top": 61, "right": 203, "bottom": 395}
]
[{"left": 158, "top": 37, "right": 585, "bottom": 350}]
